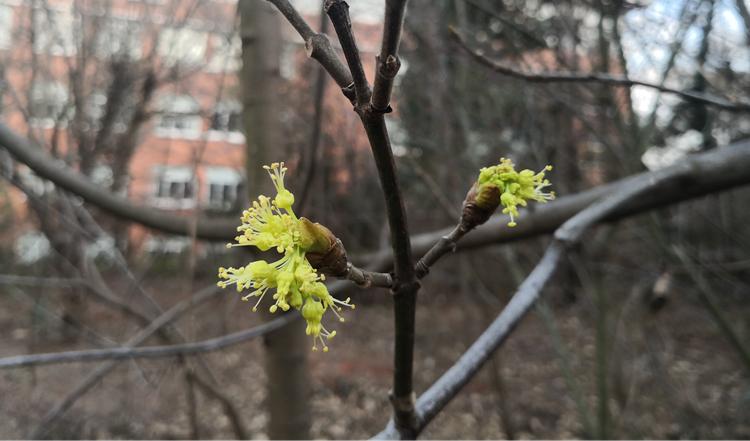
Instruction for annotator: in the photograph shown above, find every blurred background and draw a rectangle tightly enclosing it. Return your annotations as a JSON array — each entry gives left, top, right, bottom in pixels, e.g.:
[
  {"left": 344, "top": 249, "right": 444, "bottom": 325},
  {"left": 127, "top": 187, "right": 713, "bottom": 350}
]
[{"left": 0, "top": 0, "right": 749, "bottom": 438}]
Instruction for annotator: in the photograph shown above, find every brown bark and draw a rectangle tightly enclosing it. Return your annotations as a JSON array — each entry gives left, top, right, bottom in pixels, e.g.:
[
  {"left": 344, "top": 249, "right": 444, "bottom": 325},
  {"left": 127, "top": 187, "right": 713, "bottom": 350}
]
[{"left": 239, "top": 2, "right": 311, "bottom": 439}]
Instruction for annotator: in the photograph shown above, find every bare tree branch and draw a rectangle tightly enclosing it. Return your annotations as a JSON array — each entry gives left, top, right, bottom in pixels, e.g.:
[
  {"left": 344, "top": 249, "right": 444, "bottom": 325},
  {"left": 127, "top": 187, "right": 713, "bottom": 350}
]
[
  {"left": 369, "top": 140, "right": 750, "bottom": 274},
  {"left": 414, "top": 224, "right": 467, "bottom": 279},
  {"left": 29, "top": 284, "right": 224, "bottom": 439},
  {"left": 325, "top": 0, "right": 372, "bottom": 107},
  {"left": 264, "top": 0, "right": 355, "bottom": 100},
  {"left": 308, "top": 2, "right": 420, "bottom": 434},
  {"left": 297, "top": 3, "right": 329, "bottom": 214},
  {"left": 0, "top": 122, "right": 238, "bottom": 241},
  {"left": 733, "top": 0, "right": 750, "bottom": 46},
  {"left": 0, "top": 314, "right": 297, "bottom": 369},
  {"left": 372, "top": 0, "right": 408, "bottom": 112},
  {"left": 360, "top": 75, "right": 421, "bottom": 441},
  {"left": 374, "top": 139, "right": 703, "bottom": 439},
  {"left": 4, "top": 115, "right": 750, "bottom": 270},
  {"left": 450, "top": 28, "right": 750, "bottom": 112},
  {"left": 345, "top": 263, "right": 393, "bottom": 288},
  {"left": 187, "top": 371, "right": 250, "bottom": 440},
  {"left": 672, "top": 246, "right": 750, "bottom": 374}
]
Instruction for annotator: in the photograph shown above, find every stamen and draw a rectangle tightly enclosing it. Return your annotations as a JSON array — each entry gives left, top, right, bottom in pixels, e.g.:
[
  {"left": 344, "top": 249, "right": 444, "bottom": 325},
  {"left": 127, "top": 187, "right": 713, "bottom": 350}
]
[
  {"left": 329, "top": 305, "right": 346, "bottom": 322},
  {"left": 251, "top": 288, "right": 269, "bottom": 312}
]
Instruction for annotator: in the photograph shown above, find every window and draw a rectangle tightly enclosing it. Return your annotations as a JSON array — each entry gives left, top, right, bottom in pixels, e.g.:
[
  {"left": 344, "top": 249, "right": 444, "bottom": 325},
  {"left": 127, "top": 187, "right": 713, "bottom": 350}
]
[
  {"left": 33, "top": 8, "right": 77, "bottom": 56},
  {"left": 152, "top": 166, "right": 196, "bottom": 209},
  {"left": 204, "top": 166, "right": 242, "bottom": 211},
  {"left": 207, "top": 33, "right": 241, "bottom": 73},
  {"left": 29, "top": 81, "right": 69, "bottom": 127},
  {"left": 158, "top": 27, "right": 208, "bottom": 67},
  {"left": 208, "top": 100, "right": 243, "bottom": 143},
  {"left": 154, "top": 94, "right": 202, "bottom": 139}
]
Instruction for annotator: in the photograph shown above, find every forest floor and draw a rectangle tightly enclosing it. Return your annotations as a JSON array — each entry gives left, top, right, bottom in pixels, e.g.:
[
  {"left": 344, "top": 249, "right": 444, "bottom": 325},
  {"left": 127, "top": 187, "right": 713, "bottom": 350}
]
[{"left": 1, "top": 264, "right": 749, "bottom": 440}]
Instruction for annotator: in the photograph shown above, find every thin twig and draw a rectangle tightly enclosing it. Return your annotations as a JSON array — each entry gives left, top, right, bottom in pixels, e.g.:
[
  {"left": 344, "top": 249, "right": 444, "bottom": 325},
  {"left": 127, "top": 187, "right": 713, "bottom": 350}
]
[
  {"left": 297, "top": 3, "right": 329, "bottom": 214},
  {"left": 672, "top": 246, "right": 750, "bottom": 374},
  {"left": 185, "top": 372, "right": 201, "bottom": 440},
  {"left": 450, "top": 28, "right": 750, "bottom": 112},
  {"left": 0, "top": 315, "right": 297, "bottom": 369},
  {"left": 187, "top": 371, "right": 249, "bottom": 439},
  {"left": 345, "top": 263, "right": 393, "bottom": 288},
  {"left": 29, "top": 284, "right": 223, "bottom": 439},
  {"left": 325, "top": 0, "right": 372, "bottom": 107},
  {"left": 372, "top": 0, "right": 408, "bottom": 112},
  {"left": 414, "top": 224, "right": 466, "bottom": 279}
]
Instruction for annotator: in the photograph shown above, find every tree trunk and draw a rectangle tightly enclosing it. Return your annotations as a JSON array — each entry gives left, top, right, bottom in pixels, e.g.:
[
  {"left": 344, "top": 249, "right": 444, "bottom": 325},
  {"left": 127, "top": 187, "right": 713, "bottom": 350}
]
[{"left": 239, "top": 2, "right": 312, "bottom": 439}]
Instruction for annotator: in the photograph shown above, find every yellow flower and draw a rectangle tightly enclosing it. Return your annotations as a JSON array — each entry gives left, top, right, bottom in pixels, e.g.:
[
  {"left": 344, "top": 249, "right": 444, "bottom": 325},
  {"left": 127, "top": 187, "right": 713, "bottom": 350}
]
[
  {"left": 218, "top": 162, "right": 353, "bottom": 351},
  {"left": 477, "top": 158, "right": 555, "bottom": 227}
]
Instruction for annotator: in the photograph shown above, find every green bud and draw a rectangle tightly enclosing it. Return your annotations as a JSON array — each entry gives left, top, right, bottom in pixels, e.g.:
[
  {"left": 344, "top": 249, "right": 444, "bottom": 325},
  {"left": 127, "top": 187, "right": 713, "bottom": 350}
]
[{"left": 298, "top": 217, "right": 335, "bottom": 253}]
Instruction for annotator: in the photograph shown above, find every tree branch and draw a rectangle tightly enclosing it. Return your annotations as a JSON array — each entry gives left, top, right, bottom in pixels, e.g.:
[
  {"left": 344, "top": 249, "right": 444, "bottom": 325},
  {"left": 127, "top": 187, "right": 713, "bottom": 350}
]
[
  {"left": 368, "top": 140, "right": 750, "bottom": 275},
  {"left": 414, "top": 224, "right": 467, "bottom": 279},
  {"left": 297, "top": 5, "right": 329, "bottom": 214},
  {"left": 265, "top": 0, "right": 355, "bottom": 100},
  {"left": 187, "top": 371, "right": 249, "bottom": 440},
  {"left": 374, "top": 144, "right": 692, "bottom": 439},
  {"left": 319, "top": 1, "right": 419, "bottom": 433},
  {"left": 345, "top": 263, "right": 393, "bottom": 288},
  {"left": 0, "top": 277, "right": 360, "bottom": 370},
  {"left": 0, "top": 123, "right": 237, "bottom": 241},
  {"left": 3, "top": 116, "right": 750, "bottom": 268},
  {"left": 0, "top": 314, "right": 297, "bottom": 369},
  {"left": 371, "top": 0, "right": 408, "bottom": 112},
  {"left": 325, "top": 0, "right": 372, "bottom": 107},
  {"left": 28, "top": 284, "right": 224, "bottom": 439},
  {"left": 450, "top": 28, "right": 750, "bottom": 112}
]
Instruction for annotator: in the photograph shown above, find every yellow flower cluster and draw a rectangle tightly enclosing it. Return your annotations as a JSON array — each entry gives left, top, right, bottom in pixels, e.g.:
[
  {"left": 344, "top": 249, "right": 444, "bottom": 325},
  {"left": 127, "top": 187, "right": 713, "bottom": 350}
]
[
  {"left": 218, "top": 163, "right": 354, "bottom": 352},
  {"left": 477, "top": 158, "right": 555, "bottom": 227}
]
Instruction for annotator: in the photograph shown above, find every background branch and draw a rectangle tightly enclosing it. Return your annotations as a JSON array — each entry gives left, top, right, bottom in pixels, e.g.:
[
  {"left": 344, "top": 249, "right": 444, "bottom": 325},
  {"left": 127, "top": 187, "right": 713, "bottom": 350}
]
[
  {"left": 450, "top": 28, "right": 750, "bottom": 112},
  {"left": 0, "top": 123, "right": 237, "bottom": 241},
  {"left": 0, "top": 314, "right": 297, "bottom": 368}
]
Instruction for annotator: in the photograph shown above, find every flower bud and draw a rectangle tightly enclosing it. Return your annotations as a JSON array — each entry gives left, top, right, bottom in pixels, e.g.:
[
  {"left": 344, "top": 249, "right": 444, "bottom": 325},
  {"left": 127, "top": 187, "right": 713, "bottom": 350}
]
[
  {"left": 300, "top": 218, "right": 349, "bottom": 277},
  {"left": 461, "top": 182, "right": 501, "bottom": 230},
  {"left": 298, "top": 217, "right": 335, "bottom": 253}
]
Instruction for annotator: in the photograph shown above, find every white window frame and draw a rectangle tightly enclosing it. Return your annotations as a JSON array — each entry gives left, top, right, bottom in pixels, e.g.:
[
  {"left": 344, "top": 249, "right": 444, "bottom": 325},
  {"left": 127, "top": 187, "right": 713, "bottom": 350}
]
[
  {"left": 151, "top": 165, "right": 197, "bottom": 210},
  {"left": 207, "top": 100, "right": 244, "bottom": 143},
  {"left": 203, "top": 166, "right": 242, "bottom": 210},
  {"left": 154, "top": 94, "right": 203, "bottom": 139}
]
